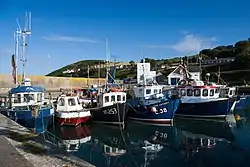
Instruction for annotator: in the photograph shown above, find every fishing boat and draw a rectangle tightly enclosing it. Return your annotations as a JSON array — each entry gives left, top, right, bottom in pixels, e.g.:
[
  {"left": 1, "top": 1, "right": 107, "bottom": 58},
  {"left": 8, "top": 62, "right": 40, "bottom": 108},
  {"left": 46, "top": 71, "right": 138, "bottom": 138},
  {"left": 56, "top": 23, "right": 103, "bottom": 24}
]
[
  {"left": 55, "top": 94, "right": 91, "bottom": 126},
  {"left": 89, "top": 85, "right": 127, "bottom": 126},
  {"left": 87, "top": 39, "right": 128, "bottom": 127},
  {"left": 6, "top": 78, "right": 54, "bottom": 128},
  {"left": 126, "top": 62, "right": 180, "bottom": 124},
  {"left": 174, "top": 64, "right": 239, "bottom": 120}
]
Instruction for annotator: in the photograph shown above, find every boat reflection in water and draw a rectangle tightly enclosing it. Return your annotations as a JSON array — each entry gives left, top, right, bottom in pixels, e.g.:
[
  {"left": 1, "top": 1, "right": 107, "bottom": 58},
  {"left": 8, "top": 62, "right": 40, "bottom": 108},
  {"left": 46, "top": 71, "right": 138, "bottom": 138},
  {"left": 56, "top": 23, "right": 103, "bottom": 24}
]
[
  {"left": 45, "top": 123, "right": 91, "bottom": 152},
  {"left": 45, "top": 118, "right": 250, "bottom": 167},
  {"left": 174, "top": 118, "right": 250, "bottom": 167}
]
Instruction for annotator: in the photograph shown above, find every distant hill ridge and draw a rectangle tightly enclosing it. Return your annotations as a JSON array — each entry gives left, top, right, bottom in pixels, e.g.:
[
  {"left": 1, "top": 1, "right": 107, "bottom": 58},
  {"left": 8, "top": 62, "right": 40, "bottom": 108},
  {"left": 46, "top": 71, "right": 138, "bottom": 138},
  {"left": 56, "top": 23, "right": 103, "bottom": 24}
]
[{"left": 47, "top": 38, "right": 250, "bottom": 85}]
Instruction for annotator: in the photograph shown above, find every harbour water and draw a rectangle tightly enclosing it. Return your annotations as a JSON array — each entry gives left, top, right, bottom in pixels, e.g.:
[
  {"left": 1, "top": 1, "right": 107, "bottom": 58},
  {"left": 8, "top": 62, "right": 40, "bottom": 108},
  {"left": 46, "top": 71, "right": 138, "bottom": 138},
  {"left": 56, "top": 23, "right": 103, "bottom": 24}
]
[{"left": 17, "top": 112, "right": 248, "bottom": 167}]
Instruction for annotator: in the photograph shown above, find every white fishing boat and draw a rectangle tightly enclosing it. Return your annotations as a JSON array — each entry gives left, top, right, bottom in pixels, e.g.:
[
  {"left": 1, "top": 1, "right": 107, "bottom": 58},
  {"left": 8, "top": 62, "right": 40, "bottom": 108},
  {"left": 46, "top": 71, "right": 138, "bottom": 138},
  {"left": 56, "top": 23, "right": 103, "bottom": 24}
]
[{"left": 55, "top": 94, "right": 91, "bottom": 126}]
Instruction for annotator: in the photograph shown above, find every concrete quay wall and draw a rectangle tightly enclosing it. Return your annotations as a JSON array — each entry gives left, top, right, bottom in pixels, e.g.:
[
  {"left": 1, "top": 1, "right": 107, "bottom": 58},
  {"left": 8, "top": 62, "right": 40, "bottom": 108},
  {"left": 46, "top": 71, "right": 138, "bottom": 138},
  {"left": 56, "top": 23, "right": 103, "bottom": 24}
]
[{"left": 0, "top": 74, "right": 109, "bottom": 89}]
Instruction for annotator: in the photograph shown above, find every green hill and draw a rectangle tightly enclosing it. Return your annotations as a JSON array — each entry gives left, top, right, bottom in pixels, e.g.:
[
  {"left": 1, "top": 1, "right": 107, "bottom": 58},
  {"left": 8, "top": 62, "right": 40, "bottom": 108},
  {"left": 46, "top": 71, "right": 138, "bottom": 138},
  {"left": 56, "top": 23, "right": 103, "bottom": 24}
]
[{"left": 47, "top": 38, "right": 250, "bottom": 85}]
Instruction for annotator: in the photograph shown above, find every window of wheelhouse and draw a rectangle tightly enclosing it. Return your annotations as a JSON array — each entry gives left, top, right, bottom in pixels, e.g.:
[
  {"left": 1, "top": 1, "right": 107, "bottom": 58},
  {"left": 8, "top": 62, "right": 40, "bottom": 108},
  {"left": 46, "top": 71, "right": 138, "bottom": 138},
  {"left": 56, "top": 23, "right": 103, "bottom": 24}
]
[
  {"left": 180, "top": 89, "right": 186, "bottom": 96},
  {"left": 68, "top": 98, "right": 76, "bottom": 106},
  {"left": 146, "top": 89, "right": 151, "bottom": 94},
  {"left": 117, "top": 95, "right": 121, "bottom": 101},
  {"left": 77, "top": 98, "right": 81, "bottom": 105},
  {"left": 24, "top": 94, "right": 34, "bottom": 102},
  {"left": 122, "top": 95, "right": 126, "bottom": 101},
  {"left": 194, "top": 89, "right": 201, "bottom": 97},
  {"left": 111, "top": 95, "right": 115, "bottom": 102},
  {"left": 187, "top": 89, "right": 193, "bottom": 96},
  {"left": 215, "top": 88, "right": 219, "bottom": 93},
  {"left": 202, "top": 89, "right": 208, "bottom": 96},
  {"left": 14, "top": 94, "right": 21, "bottom": 103},
  {"left": 58, "top": 98, "right": 65, "bottom": 106},
  {"left": 37, "top": 93, "right": 43, "bottom": 102},
  {"left": 159, "top": 89, "right": 162, "bottom": 94},
  {"left": 210, "top": 89, "right": 214, "bottom": 96},
  {"left": 229, "top": 90, "right": 233, "bottom": 96},
  {"left": 154, "top": 89, "right": 157, "bottom": 94},
  {"left": 105, "top": 96, "right": 109, "bottom": 103}
]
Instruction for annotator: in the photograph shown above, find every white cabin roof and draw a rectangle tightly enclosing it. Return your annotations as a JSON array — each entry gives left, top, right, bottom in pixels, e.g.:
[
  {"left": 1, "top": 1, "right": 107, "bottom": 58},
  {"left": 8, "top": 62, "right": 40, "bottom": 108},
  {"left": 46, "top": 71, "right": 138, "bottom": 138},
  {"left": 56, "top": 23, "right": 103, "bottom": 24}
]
[{"left": 56, "top": 95, "right": 83, "bottom": 112}]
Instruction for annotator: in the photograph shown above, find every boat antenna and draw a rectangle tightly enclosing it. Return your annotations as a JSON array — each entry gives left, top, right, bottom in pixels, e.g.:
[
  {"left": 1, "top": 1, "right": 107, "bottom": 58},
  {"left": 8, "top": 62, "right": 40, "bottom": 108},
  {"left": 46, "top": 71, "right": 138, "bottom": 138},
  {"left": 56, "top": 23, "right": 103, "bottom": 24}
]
[
  {"left": 198, "top": 43, "right": 202, "bottom": 80},
  {"left": 105, "top": 37, "right": 110, "bottom": 91},
  {"left": 20, "top": 12, "right": 32, "bottom": 82}
]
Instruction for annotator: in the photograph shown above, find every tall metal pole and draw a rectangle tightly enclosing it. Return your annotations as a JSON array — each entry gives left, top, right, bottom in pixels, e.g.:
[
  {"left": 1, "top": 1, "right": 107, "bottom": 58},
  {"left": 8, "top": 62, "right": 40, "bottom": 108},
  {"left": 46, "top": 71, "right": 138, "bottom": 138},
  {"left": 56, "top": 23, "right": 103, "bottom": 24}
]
[
  {"left": 20, "top": 12, "right": 31, "bottom": 82},
  {"left": 14, "top": 29, "right": 19, "bottom": 85}
]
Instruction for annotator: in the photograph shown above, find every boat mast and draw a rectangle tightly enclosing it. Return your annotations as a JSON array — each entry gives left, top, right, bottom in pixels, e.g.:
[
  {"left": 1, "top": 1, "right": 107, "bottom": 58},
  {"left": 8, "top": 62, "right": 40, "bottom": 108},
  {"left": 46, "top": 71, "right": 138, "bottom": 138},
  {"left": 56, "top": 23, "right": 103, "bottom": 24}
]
[
  {"left": 105, "top": 37, "right": 110, "bottom": 90},
  {"left": 141, "top": 45, "right": 146, "bottom": 85},
  {"left": 14, "top": 18, "right": 22, "bottom": 84},
  {"left": 198, "top": 43, "right": 202, "bottom": 80},
  {"left": 20, "top": 12, "right": 32, "bottom": 82}
]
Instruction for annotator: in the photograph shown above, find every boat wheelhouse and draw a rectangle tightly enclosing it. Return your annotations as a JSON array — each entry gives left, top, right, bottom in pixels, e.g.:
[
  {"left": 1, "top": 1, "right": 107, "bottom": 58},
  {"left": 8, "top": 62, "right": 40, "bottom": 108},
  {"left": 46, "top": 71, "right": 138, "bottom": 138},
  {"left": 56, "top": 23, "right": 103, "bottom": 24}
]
[
  {"left": 89, "top": 87, "right": 128, "bottom": 126},
  {"left": 175, "top": 79, "right": 237, "bottom": 119},
  {"left": 55, "top": 94, "right": 91, "bottom": 126},
  {"left": 5, "top": 78, "right": 54, "bottom": 129},
  {"left": 127, "top": 83, "right": 180, "bottom": 124}
]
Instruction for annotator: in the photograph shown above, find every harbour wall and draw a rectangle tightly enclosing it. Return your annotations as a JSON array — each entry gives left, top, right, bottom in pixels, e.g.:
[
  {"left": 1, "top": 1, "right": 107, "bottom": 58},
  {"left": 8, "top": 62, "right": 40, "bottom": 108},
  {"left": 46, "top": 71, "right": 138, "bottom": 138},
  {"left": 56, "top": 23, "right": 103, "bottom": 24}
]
[{"left": 0, "top": 74, "right": 114, "bottom": 89}]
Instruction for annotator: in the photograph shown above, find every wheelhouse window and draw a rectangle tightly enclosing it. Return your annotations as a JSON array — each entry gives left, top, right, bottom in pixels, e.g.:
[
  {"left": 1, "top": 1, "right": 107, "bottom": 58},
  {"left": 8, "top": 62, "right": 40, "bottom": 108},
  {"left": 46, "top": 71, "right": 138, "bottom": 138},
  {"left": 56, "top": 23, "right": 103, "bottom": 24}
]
[
  {"left": 159, "top": 89, "right": 162, "bottom": 94},
  {"left": 202, "top": 89, "right": 208, "bottom": 96},
  {"left": 14, "top": 94, "right": 21, "bottom": 103},
  {"left": 229, "top": 90, "right": 233, "bottom": 96},
  {"left": 117, "top": 95, "right": 121, "bottom": 101},
  {"left": 146, "top": 89, "right": 151, "bottom": 94},
  {"left": 194, "top": 89, "right": 201, "bottom": 97},
  {"left": 210, "top": 89, "right": 214, "bottom": 96},
  {"left": 187, "top": 89, "right": 193, "bottom": 96},
  {"left": 154, "top": 89, "right": 157, "bottom": 94},
  {"left": 37, "top": 93, "right": 43, "bottom": 102},
  {"left": 138, "top": 89, "right": 143, "bottom": 96},
  {"left": 215, "top": 88, "right": 219, "bottom": 93},
  {"left": 68, "top": 98, "right": 76, "bottom": 106},
  {"left": 180, "top": 89, "right": 186, "bottom": 96},
  {"left": 77, "top": 98, "right": 81, "bottom": 105},
  {"left": 111, "top": 95, "right": 115, "bottom": 102},
  {"left": 105, "top": 96, "right": 109, "bottom": 103},
  {"left": 58, "top": 98, "right": 65, "bottom": 106},
  {"left": 24, "top": 94, "right": 34, "bottom": 102},
  {"left": 122, "top": 95, "right": 126, "bottom": 101}
]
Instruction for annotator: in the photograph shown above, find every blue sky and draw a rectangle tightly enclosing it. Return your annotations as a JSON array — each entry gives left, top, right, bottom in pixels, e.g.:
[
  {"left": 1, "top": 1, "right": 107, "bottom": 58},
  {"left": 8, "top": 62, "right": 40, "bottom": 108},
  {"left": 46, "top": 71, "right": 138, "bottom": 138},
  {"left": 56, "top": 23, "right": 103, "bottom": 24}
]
[{"left": 0, "top": 0, "right": 250, "bottom": 75}]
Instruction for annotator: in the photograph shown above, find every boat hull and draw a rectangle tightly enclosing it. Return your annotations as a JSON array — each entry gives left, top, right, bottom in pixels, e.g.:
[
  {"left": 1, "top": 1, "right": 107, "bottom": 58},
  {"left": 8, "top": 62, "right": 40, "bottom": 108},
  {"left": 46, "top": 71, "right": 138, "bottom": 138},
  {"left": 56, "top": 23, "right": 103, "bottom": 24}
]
[
  {"left": 127, "top": 98, "right": 180, "bottom": 124},
  {"left": 5, "top": 107, "right": 54, "bottom": 129},
  {"left": 175, "top": 98, "right": 235, "bottom": 119},
  {"left": 90, "top": 103, "right": 127, "bottom": 126},
  {"left": 55, "top": 110, "right": 91, "bottom": 126}
]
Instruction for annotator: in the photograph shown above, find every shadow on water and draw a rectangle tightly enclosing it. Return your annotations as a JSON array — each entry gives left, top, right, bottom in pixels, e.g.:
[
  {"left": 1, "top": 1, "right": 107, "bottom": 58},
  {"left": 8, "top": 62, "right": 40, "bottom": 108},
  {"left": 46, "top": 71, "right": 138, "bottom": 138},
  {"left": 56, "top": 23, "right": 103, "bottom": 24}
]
[{"left": 43, "top": 116, "right": 250, "bottom": 167}]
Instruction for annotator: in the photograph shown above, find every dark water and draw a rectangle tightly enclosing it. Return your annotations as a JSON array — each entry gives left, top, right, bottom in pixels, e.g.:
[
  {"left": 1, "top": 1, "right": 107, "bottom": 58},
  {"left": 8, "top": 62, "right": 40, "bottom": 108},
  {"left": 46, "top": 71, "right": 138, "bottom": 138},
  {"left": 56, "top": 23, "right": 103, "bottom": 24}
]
[{"left": 39, "top": 113, "right": 250, "bottom": 167}]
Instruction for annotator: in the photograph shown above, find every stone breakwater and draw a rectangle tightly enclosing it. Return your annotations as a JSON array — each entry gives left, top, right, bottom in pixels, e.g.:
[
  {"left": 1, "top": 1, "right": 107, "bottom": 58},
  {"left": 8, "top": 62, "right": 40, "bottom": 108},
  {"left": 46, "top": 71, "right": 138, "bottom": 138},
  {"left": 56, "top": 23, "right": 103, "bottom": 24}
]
[
  {"left": 0, "top": 74, "right": 121, "bottom": 88},
  {"left": 0, "top": 113, "right": 95, "bottom": 167}
]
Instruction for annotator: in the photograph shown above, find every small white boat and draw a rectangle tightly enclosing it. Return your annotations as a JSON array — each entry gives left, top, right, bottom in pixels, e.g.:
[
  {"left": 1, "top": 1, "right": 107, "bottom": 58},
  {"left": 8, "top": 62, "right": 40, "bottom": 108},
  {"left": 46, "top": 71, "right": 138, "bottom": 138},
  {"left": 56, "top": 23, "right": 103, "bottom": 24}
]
[{"left": 55, "top": 94, "right": 91, "bottom": 126}]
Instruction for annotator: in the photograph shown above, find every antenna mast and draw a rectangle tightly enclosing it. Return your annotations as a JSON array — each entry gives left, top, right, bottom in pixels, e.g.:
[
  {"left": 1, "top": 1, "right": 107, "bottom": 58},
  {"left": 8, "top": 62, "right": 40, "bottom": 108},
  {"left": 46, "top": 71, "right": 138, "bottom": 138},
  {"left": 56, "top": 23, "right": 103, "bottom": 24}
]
[
  {"left": 14, "top": 28, "right": 21, "bottom": 85},
  {"left": 105, "top": 38, "right": 110, "bottom": 83},
  {"left": 20, "top": 12, "right": 32, "bottom": 82}
]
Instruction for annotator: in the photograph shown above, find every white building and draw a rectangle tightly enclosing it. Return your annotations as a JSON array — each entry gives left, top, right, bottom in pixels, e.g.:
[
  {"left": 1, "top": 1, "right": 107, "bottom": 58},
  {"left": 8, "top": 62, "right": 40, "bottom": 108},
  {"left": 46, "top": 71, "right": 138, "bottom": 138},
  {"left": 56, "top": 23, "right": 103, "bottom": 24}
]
[
  {"left": 167, "top": 65, "right": 201, "bottom": 85},
  {"left": 137, "top": 63, "right": 156, "bottom": 84}
]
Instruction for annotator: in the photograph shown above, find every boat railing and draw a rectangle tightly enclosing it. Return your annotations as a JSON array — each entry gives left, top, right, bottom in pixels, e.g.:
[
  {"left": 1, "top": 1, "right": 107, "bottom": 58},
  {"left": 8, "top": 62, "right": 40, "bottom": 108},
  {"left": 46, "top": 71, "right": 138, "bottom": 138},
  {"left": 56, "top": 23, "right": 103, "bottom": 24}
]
[{"left": 9, "top": 96, "right": 53, "bottom": 110}]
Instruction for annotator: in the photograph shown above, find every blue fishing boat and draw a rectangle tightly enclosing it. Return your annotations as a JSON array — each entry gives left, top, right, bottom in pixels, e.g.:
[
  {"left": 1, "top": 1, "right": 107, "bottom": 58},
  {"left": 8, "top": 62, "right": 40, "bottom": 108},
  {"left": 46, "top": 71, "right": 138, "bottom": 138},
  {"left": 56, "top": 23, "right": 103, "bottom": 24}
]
[
  {"left": 6, "top": 78, "right": 54, "bottom": 128},
  {"left": 127, "top": 62, "right": 180, "bottom": 124},
  {"left": 3, "top": 12, "right": 54, "bottom": 129}
]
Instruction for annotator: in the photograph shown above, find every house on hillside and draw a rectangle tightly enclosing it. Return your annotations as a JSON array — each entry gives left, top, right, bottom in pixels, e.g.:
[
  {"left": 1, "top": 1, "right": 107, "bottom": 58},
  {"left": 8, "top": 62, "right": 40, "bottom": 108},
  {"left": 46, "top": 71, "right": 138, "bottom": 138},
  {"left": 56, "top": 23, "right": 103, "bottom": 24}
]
[
  {"left": 155, "top": 72, "right": 168, "bottom": 85},
  {"left": 167, "top": 65, "right": 202, "bottom": 85},
  {"left": 201, "top": 57, "right": 235, "bottom": 65}
]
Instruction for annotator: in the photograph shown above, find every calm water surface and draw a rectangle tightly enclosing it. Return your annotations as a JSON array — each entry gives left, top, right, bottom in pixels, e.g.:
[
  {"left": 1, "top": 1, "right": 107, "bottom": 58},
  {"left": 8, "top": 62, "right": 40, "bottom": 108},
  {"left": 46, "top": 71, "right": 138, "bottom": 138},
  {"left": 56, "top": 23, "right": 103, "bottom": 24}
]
[{"left": 40, "top": 113, "right": 250, "bottom": 167}]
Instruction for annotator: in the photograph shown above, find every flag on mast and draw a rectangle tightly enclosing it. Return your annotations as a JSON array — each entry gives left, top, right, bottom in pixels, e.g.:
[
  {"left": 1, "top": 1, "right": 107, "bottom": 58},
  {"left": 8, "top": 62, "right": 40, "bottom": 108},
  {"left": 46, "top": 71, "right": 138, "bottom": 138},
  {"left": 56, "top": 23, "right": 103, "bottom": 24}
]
[{"left": 11, "top": 54, "right": 17, "bottom": 84}]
